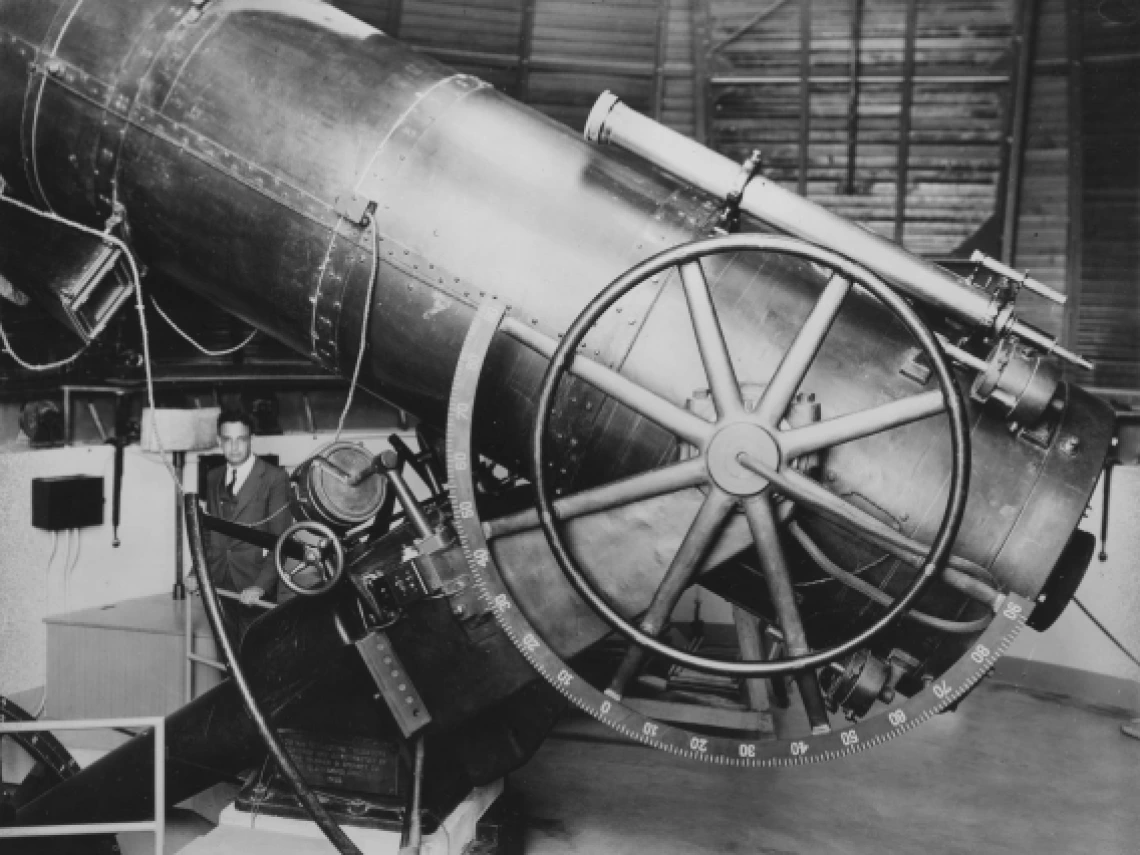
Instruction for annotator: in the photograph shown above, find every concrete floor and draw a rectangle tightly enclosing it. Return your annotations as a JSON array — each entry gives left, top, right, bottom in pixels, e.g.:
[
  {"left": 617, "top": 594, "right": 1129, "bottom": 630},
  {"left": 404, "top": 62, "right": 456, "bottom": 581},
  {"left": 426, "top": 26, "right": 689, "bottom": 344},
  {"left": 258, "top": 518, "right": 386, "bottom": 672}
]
[
  {"left": 512, "top": 681, "right": 1140, "bottom": 855},
  {"left": 120, "top": 680, "right": 1140, "bottom": 855}
]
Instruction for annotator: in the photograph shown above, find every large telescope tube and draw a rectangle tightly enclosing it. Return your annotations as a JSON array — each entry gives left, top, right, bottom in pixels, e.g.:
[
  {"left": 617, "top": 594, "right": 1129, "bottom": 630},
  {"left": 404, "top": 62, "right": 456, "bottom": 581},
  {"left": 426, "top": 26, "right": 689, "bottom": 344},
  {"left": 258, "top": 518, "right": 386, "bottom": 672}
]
[{"left": 0, "top": 0, "right": 1113, "bottom": 645}]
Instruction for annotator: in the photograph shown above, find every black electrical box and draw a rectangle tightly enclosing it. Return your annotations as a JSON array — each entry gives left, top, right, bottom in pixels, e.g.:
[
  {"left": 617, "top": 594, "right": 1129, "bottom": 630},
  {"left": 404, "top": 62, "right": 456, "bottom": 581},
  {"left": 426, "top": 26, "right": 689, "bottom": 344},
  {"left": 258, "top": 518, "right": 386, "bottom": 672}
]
[{"left": 31, "top": 476, "right": 105, "bottom": 531}]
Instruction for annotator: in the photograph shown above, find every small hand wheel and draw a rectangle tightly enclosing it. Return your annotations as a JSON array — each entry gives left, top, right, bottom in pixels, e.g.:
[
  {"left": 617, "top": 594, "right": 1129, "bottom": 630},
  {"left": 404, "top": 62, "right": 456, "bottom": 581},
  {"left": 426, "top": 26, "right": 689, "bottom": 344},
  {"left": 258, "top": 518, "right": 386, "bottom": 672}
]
[{"left": 275, "top": 521, "right": 345, "bottom": 596}]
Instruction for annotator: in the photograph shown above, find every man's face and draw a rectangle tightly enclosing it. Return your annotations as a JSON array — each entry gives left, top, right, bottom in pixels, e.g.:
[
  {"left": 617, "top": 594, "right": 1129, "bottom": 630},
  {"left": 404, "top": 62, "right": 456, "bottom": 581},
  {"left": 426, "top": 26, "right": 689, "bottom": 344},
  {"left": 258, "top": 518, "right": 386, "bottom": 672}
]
[{"left": 219, "top": 421, "right": 252, "bottom": 468}]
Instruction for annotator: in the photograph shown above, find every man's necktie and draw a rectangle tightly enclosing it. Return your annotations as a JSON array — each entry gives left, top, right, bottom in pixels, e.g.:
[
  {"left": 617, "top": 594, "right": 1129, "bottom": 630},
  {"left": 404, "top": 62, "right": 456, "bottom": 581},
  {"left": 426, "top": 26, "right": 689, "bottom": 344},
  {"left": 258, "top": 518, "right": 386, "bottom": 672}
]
[{"left": 225, "top": 468, "right": 236, "bottom": 499}]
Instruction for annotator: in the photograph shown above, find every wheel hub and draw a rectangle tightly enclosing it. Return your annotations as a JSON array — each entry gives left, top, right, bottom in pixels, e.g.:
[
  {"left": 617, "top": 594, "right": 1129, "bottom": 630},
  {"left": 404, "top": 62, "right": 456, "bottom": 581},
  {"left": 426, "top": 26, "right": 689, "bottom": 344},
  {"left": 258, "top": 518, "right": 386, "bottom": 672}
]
[{"left": 705, "top": 422, "right": 780, "bottom": 495}]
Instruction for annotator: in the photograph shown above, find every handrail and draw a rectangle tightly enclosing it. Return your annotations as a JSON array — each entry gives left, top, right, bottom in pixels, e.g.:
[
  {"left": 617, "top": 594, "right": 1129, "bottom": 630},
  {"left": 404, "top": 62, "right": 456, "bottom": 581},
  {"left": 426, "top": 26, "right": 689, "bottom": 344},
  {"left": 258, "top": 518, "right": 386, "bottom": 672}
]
[
  {"left": 0, "top": 716, "right": 166, "bottom": 854},
  {"left": 184, "top": 589, "right": 274, "bottom": 702}
]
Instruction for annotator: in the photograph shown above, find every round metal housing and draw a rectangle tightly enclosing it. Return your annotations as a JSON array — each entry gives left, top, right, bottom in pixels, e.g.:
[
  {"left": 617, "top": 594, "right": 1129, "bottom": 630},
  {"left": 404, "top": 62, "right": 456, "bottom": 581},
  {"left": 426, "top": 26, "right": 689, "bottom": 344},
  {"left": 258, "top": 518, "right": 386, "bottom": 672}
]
[{"left": 292, "top": 442, "right": 386, "bottom": 530}]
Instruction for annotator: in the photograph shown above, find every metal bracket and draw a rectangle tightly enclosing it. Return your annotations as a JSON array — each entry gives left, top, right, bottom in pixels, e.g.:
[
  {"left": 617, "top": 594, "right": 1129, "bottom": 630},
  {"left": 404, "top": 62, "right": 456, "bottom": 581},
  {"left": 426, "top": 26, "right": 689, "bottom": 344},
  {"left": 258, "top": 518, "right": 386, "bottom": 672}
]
[
  {"left": 186, "top": 0, "right": 213, "bottom": 23},
  {"left": 970, "top": 336, "right": 1061, "bottom": 427},
  {"left": 970, "top": 251, "right": 1066, "bottom": 306},
  {"left": 104, "top": 201, "right": 125, "bottom": 233},
  {"left": 384, "top": 548, "right": 429, "bottom": 606},
  {"left": 334, "top": 193, "right": 375, "bottom": 226},
  {"left": 715, "top": 149, "right": 763, "bottom": 233},
  {"left": 355, "top": 631, "right": 431, "bottom": 738}
]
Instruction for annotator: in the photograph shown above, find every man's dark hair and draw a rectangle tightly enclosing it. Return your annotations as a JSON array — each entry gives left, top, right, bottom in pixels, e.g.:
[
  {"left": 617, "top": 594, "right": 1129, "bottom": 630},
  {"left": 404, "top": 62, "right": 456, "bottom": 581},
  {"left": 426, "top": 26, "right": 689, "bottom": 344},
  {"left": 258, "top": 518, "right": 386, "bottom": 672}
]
[{"left": 217, "top": 408, "right": 255, "bottom": 434}]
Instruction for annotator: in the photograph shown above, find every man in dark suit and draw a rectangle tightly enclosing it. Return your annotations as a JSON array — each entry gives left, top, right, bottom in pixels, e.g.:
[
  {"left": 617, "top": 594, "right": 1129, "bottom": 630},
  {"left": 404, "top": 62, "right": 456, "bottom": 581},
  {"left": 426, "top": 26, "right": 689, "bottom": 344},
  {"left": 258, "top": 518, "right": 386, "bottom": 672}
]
[{"left": 204, "top": 409, "right": 293, "bottom": 638}]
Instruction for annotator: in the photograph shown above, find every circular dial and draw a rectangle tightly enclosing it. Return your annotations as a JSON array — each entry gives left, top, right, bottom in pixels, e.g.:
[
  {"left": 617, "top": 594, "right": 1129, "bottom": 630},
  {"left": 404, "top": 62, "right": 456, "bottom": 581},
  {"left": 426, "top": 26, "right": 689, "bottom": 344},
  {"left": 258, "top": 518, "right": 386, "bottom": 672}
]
[{"left": 445, "top": 296, "right": 1028, "bottom": 766}]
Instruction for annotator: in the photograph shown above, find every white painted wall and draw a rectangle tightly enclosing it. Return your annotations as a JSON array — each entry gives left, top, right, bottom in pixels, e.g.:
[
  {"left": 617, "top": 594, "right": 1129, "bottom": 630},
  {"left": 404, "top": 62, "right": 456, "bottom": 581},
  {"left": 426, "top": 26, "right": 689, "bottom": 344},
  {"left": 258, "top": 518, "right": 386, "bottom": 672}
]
[
  {"left": 0, "top": 429, "right": 421, "bottom": 699},
  {"left": 1009, "top": 469, "right": 1140, "bottom": 684}
]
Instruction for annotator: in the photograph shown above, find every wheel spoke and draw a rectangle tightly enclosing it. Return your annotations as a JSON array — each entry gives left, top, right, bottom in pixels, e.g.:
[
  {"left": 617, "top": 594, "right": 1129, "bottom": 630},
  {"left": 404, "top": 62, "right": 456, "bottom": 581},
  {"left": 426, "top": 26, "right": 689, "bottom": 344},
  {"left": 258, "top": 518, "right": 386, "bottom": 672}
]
[
  {"left": 755, "top": 275, "right": 851, "bottom": 425},
  {"left": 288, "top": 561, "right": 314, "bottom": 578},
  {"left": 742, "top": 495, "right": 831, "bottom": 733},
  {"left": 740, "top": 455, "right": 998, "bottom": 605},
  {"left": 485, "top": 456, "right": 708, "bottom": 540},
  {"left": 741, "top": 456, "right": 939, "bottom": 569},
  {"left": 504, "top": 317, "right": 714, "bottom": 447},
  {"left": 743, "top": 457, "right": 915, "bottom": 558},
  {"left": 733, "top": 607, "right": 772, "bottom": 712},
  {"left": 607, "top": 488, "right": 736, "bottom": 699},
  {"left": 679, "top": 261, "right": 744, "bottom": 419},
  {"left": 635, "top": 488, "right": 736, "bottom": 632},
  {"left": 742, "top": 496, "right": 810, "bottom": 657},
  {"left": 779, "top": 390, "right": 945, "bottom": 460}
]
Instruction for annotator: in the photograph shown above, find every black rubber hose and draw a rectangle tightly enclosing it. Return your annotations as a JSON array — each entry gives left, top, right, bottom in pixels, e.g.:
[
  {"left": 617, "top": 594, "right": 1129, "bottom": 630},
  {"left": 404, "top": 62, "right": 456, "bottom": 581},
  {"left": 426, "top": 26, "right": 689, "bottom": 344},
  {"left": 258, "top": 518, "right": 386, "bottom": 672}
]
[
  {"left": 789, "top": 522, "right": 991, "bottom": 634},
  {"left": 184, "top": 495, "right": 363, "bottom": 855}
]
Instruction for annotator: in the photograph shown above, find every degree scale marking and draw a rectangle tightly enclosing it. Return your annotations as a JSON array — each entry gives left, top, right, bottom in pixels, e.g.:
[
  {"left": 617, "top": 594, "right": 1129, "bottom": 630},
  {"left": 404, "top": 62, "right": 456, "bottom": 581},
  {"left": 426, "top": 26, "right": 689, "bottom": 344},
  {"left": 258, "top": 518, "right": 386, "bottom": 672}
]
[{"left": 445, "top": 296, "right": 1029, "bottom": 767}]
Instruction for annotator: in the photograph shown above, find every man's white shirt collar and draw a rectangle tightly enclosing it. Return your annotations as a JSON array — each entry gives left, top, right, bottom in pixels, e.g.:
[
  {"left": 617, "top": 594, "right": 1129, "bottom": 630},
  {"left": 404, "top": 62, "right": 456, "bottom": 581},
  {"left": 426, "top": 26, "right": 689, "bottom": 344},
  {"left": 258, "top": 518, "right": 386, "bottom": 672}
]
[{"left": 227, "top": 455, "right": 257, "bottom": 496}]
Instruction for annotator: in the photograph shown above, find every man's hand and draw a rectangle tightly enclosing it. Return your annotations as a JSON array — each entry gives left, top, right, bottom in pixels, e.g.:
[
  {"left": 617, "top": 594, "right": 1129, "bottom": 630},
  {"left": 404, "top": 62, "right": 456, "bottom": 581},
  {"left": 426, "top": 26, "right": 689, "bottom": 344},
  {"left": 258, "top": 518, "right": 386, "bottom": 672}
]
[{"left": 239, "top": 586, "right": 265, "bottom": 606}]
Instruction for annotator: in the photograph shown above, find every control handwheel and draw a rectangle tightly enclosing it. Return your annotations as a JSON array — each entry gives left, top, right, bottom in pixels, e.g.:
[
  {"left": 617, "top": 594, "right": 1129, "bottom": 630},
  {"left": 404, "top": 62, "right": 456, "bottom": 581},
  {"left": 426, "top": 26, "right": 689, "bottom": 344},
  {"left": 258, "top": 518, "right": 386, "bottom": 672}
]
[{"left": 274, "top": 521, "right": 345, "bottom": 597}]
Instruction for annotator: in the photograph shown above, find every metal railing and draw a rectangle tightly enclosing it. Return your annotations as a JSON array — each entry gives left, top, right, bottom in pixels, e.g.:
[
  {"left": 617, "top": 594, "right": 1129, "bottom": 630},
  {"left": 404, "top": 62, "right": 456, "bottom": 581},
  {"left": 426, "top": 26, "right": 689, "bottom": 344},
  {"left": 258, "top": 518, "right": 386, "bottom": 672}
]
[
  {"left": 184, "top": 588, "right": 274, "bottom": 702},
  {"left": 0, "top": 716, "right": 166, "bottom": 854}
]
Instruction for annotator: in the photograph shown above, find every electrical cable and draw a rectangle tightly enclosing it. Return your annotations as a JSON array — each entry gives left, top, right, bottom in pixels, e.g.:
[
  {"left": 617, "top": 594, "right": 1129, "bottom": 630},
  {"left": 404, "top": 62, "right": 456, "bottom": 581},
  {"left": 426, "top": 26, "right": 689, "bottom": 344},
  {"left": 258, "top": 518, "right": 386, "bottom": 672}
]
[
  {"left": 45, "top": 529, "right": 59, "bottom": 596},
  {"left": 333, "top": 217, "right": 380, "bottom": 442},
  {"left": 1073, "top": 596, "right": 1140, "bottom": 671},
  {"left": 789, "top": 521, "right": 992, "bottom": 634},
  {"left": 0, "top": 309, "right": 91, "bottom": 371},
  {"left": 31, "top": 531, "right": 62, "bottom": 719},
  {"left": 123, "top": 225, "right": 186, "bottom": 493},
  {"left": 66, "top": 527, "right": 82, "bottom": 613},
  {"left": 61, "top": 528, "right": 74, "bottom": 615},
  {"left": 0, "top": 191, "right": 183, "bottom": 491},
  {"left": 0, "top": 194, "right": 109, "bottom": 371},
  {"left": 0, "top": 196, "right": 91, "bottom": 370},
  {"left": 149, "top": 294, "right": 258, "bottom": 357}
]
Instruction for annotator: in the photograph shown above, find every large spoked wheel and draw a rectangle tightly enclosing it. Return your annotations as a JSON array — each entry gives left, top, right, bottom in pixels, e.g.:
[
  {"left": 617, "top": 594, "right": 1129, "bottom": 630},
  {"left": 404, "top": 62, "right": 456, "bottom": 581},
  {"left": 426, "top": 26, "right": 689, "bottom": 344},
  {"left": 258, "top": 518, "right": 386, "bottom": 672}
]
[
  {"left": 530, "top": 234, "right": 971, "bottom": 722},
  {"left": 274, "top": 521, "right": 346, "bottom": 597}
]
